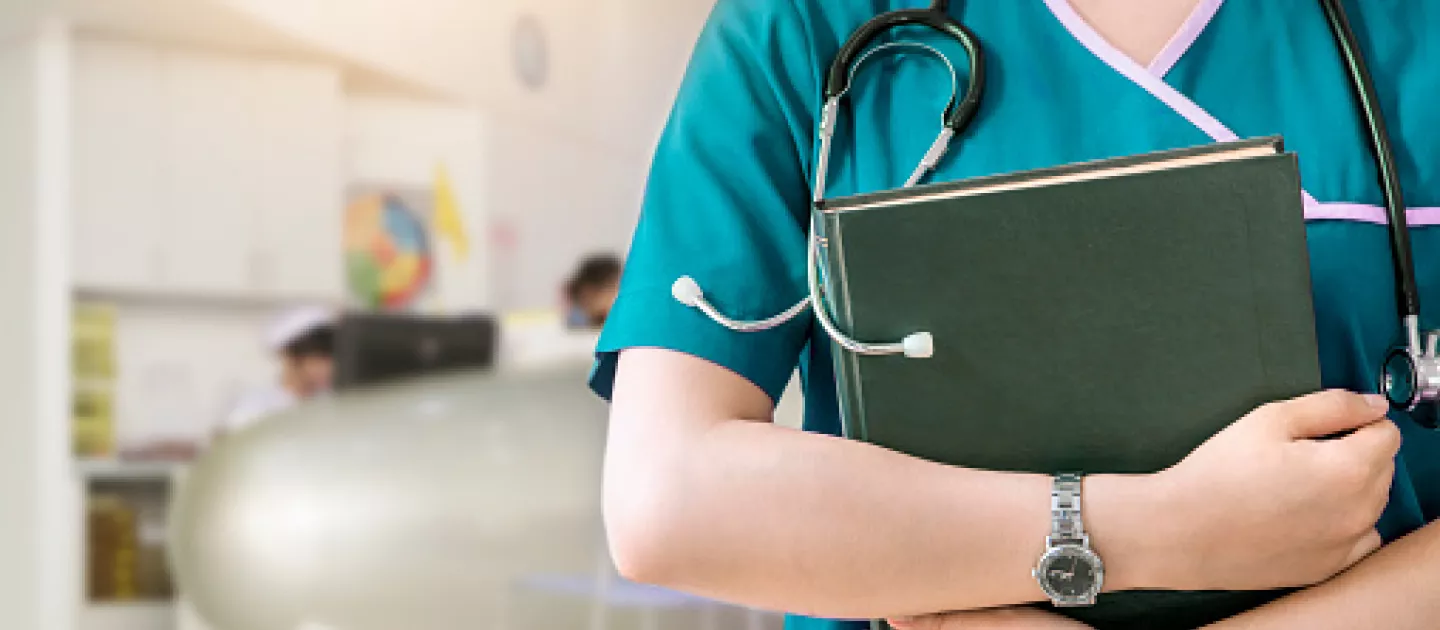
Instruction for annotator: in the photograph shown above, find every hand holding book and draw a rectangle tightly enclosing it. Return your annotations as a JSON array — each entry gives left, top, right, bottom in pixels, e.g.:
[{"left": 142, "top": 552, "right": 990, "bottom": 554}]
[{"left": 1088, "top": 390, "right": 1396, "bottom": 594}]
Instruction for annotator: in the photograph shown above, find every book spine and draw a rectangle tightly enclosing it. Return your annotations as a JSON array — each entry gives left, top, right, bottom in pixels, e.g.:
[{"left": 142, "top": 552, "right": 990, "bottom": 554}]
[{"left": 820, "top": 212, "right": 868, "bottom": 442}]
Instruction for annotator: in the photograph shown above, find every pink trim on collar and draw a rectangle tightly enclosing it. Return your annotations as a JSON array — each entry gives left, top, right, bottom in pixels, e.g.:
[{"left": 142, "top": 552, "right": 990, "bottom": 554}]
[
  {"left": 1305, "top": 203, "right": 1440, "bottom": 226},
  {"left": 1147, "top": 0, "right": 1226, "bottom": 78},
  {"left": 1043, "top": 0, "right": 1239, "bottom": 143}
]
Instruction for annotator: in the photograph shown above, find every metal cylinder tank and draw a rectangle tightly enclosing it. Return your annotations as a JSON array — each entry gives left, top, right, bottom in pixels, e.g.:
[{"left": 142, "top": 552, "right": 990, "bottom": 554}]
[{"left": 169, "top": 363, "right": 781, "bottom": 630}]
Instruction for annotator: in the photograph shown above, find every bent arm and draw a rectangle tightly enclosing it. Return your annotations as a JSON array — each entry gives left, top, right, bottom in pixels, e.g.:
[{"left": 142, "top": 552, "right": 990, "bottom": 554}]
[
  {"left": 603, "top": 348, "right": 1165, "bottom": 620},
  {"left": 1208, "top": 521, "right": 1440, "bottom": 630}
]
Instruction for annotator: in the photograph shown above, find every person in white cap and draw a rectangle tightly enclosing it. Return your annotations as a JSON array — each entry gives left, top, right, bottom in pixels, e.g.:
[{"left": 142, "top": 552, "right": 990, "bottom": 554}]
[{"left": 220, "top": 306, "right": 337, "bottom": 435}]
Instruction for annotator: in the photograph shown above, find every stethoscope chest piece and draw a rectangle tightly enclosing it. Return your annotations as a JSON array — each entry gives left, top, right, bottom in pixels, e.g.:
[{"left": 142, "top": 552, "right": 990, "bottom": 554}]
[{"left": 1381, "top": 341, "right": 1440, "bottom": 429}]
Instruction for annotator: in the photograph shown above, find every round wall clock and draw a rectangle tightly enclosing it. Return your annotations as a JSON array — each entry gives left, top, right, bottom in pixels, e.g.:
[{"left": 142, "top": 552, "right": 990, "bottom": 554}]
[{"left": 512, "top": 14, "right": 550, "bottom": 91}]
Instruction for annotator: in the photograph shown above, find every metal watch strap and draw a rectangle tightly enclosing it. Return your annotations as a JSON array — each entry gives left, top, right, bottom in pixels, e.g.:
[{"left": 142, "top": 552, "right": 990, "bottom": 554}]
[{"left": 1050, "top": 473, "right": 1085, "bottom": 543}]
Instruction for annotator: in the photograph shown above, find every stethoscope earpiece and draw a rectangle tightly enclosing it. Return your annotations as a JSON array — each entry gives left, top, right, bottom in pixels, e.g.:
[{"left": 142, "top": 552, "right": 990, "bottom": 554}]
[
  {"left": 672, "top": 275, "right": 814, "bottom": 334},
  {"left": 671, "top": 276, "right": 704, "bottom": 308},
  {"left": 901, "top": 333, "right": 935, "bottom": 359}
]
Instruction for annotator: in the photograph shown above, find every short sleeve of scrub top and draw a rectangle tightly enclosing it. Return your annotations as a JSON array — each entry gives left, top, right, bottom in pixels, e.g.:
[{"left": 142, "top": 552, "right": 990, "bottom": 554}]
[{"left": 589, "top": 0, "right": 819, "bottom": 403}]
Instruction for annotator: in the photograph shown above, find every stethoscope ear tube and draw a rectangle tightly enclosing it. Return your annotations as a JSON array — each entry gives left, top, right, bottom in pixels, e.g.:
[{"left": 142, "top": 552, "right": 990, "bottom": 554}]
[
  {"left": 824, "top": 8, "right": 985, "bottom": 133},
  {"left": 803, "top": 5, "right": 992, "bottom": 359},
  {"left": 1318, "top": 0, "right": 1419, "bottom": 323},
  {"left": 675, "top": 2, "right": 983, "bottom": 360}
]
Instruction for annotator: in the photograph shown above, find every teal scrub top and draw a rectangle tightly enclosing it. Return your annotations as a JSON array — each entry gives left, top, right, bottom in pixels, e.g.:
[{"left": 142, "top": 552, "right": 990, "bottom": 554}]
[{"left": 590, "top": 1, "right": 1440, "bottom": 627}]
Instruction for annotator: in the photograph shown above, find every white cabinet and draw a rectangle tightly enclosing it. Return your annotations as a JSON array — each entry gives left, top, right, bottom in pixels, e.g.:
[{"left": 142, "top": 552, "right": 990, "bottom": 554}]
[
  {"left": 71, "top": 39, "right": 344, "bottom": 301},
  {"left": 159, "top": 52, "right": 259, "bottom": 294},
  {"left": 71, "top": 40, "right": 164, "bottom": 291},
  {"left": 252, "top": 62, "right": 343, "bottom": 299}
]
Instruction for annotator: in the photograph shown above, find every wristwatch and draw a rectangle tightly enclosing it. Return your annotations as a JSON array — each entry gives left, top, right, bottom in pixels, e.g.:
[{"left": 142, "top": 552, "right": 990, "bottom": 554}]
[{"left": 1033, "top": 473, "right": 1105, "bottom": 606}]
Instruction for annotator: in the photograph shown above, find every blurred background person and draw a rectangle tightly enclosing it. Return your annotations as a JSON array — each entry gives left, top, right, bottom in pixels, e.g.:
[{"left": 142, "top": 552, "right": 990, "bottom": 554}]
[
  {"left": 220, "top": 306, "right": 337, "bottom": 436},
  {"left": 564, "top": 254, "right": 622, "bottom": 329}
]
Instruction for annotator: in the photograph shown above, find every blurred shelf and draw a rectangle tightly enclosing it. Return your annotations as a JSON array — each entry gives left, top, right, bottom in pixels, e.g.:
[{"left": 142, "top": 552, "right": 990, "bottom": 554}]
[
  {"left": 79, "top": 600, "right": 175, "bottom": 630},
  {"left": 77, "top": 459, "right": 188, "bottom": 483},
  {"left": 74, "top": 284, "right": 343, "bottom": 311}
]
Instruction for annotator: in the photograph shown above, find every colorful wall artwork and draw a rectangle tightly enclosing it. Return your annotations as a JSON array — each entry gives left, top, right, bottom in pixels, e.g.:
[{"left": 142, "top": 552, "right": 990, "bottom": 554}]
[{"left": 344, "top": 187, "right": 435, "bottom": 310}]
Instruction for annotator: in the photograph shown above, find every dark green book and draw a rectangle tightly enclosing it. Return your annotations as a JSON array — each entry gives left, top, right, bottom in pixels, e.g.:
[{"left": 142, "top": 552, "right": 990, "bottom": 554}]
[{"left": 816, "top": 137, "right": 1319, "bottom": 630}]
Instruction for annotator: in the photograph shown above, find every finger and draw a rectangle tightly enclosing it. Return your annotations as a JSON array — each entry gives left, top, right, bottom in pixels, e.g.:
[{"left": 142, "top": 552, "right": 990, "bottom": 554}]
[
  {"left": 1341, "top": 529, "right": 1383, "bottom": 569},
  {"left": 1327, "top": 418, "right": 1403, "bottom": 461},
  {"left": 1283, "top": 390, "right": 1389, "bottom": 439}
]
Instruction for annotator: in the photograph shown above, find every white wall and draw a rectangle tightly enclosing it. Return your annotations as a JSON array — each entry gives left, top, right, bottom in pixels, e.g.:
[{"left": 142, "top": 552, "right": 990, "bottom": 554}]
[
  {"left": 107, "top": 302, "right": 276, "bottom": 445},
  {"left": 486, "top": 117, "right": 645, "bottom": 308},
  {"left": 0, "top": 27, "right": 44, "bottom": 630},
  {"left": 0, "top": 19, "right": 80, "bottom": 630},
  {"left": 0, "top": 0, "right": 40, "bottom": 43}
]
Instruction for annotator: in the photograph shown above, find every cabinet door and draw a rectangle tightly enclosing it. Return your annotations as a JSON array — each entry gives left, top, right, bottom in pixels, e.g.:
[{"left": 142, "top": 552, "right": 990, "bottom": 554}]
[
  {"left": 157, "top": 51, "right": 258, "bottom": 295},
  {"left": 252, "top": 61, "right": 343, "bottom": 300},
  {"left": 71, "top": 40, "right": 165, "bottom": 290}
]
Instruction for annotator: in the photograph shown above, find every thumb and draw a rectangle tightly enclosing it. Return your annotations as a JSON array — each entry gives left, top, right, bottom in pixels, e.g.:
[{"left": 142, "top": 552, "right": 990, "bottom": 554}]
[{"left": 1281, "top": 390, "right": 1389, "bottom": 439}]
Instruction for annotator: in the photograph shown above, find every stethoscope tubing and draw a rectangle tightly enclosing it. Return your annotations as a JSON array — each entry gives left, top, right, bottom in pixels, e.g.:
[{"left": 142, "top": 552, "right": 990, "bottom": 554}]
[{"left": 1318, "top": 0, "right": 1419, "bottom": 324}]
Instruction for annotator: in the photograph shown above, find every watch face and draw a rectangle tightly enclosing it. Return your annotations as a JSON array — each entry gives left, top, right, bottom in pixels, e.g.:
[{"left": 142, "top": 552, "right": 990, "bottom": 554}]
[{"left": 1037, "top": 546, "right": 1102, "bottom": 602}]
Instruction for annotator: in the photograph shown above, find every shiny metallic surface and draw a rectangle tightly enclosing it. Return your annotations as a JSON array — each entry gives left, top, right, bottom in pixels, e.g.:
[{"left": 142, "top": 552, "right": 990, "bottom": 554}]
[
  {"left": 170, "top": 363, "right": 783, "bottom": 630},
  {"left": 1416, "top": 356, "right": 1440, "bottom": 406}
]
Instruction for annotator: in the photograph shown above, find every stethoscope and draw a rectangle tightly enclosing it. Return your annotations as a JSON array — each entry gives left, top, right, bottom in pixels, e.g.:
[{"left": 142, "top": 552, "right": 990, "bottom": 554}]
[{"left": 670, "top": 0, "right": 1440, "bottom": 426}]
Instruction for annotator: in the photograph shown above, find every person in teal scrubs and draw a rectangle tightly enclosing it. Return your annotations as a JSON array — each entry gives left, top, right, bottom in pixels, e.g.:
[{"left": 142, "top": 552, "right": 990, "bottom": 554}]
[{"left": 593, "top": 1, "right": 1440, "bottom": 628}]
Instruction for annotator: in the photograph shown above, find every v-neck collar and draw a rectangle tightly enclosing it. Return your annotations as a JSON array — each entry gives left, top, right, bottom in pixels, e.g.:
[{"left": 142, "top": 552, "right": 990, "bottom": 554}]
[
  {"left": 1040, "top": 0, "right": 1225, "bottom": 78},
  {"left": 1043, "top": 0, "right": 1238, "bottom": 145},
  {"left": 1147, "top": 0, "right": 1227, "bottom": 77}
]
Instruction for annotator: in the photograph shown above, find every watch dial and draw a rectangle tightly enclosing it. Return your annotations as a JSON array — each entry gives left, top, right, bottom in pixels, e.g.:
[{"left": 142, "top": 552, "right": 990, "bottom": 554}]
[{"left": 1041, "top": 548, "right": 1099, "bottom": 598}]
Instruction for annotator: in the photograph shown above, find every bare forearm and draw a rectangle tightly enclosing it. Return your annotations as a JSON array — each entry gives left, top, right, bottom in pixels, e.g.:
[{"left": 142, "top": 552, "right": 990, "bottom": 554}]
[
  {"left": 1208, "top": 521, "right": 1440, "bottom": 630},
  {"left": 607, "top": 350, "right": 1400, "bottom": 622},
  {"left": 605, "top": 417, "right": 1161, "bottom": 619}
]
